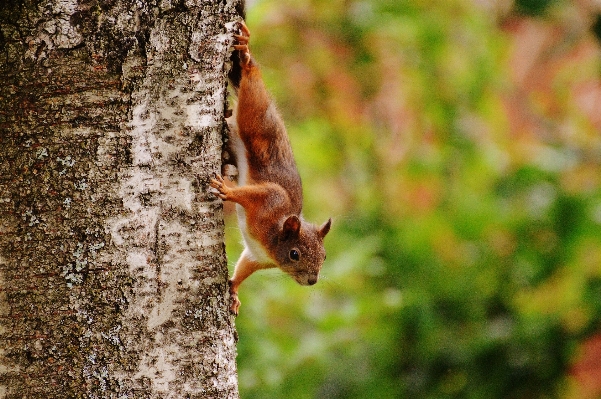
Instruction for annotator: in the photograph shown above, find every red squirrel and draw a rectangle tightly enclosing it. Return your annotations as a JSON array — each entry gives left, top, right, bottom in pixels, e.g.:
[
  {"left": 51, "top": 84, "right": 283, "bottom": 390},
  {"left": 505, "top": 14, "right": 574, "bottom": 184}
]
[{"left": 211, "top": 22, "right": 331, "bottom": 315}]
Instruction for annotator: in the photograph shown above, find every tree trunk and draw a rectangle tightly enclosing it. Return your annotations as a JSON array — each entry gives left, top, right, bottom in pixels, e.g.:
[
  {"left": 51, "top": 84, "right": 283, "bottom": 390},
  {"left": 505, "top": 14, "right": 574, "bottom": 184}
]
[{"left": 0, "top": 0, "right": 240, "bottom": 397}]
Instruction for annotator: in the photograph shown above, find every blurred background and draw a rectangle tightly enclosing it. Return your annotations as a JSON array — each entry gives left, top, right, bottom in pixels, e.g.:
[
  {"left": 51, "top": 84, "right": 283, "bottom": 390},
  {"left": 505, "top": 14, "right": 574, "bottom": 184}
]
[{"left": 224, "top": 0, "right": 601, "bottom": 397}]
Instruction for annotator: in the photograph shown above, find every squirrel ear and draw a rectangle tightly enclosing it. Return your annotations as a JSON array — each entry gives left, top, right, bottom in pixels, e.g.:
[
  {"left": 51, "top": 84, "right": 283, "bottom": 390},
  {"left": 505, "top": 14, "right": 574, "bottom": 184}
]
[
  {"left": 282, "top": 215, "right": 301, "bottom": 240},
  {"left": 319, "top": 218, "right": 332, "bottom": 238}
]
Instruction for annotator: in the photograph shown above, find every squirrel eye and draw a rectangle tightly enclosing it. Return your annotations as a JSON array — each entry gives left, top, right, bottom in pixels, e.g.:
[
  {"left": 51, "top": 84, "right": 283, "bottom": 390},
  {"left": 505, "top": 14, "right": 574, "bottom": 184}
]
[{"left": 289, "top": 249, "right": 300, "bottom": 261}]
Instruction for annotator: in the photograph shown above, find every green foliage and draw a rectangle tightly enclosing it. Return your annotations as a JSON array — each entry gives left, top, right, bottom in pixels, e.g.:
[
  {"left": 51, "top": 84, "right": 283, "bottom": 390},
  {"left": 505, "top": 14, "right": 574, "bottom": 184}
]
[{"left": 228, "top": 1, "right": 601, "bottom": 398}]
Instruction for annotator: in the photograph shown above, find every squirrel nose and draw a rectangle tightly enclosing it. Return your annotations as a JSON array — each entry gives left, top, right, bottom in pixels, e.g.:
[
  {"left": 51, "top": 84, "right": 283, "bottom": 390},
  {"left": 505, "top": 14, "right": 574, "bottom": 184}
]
[{"left": 307, "top": 276, "right": 318, "bottom": 285}]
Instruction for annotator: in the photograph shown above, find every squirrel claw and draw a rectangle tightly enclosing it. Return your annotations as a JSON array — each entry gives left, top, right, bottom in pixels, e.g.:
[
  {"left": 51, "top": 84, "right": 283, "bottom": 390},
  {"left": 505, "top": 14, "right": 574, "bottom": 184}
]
[
  {"left": 238, "top": 21, "right": 250, "bottom": 39},
  {"left": 229, "top": 280, "right": 241, "bottom": 315},
  {"left": 234, "top": 22, "right": 251, "bottom": 68},
  {"left": 234, "top": 34, "right": 249, "bottom": 44},
  {"left": 210, "top": 174, "right": 230, "bottom": 200},
  {"left": 230, "top": 295, "right": 241, "bottom": 315},
  {"left": 234, "top": 44, "right": 251, "bottom": 67}
]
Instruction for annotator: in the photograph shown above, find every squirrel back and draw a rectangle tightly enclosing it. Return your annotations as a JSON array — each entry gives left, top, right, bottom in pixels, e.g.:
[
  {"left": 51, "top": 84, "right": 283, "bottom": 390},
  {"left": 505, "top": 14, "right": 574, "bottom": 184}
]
[{"left": 232, "top": 63, "right": 302, "bottom": 214}]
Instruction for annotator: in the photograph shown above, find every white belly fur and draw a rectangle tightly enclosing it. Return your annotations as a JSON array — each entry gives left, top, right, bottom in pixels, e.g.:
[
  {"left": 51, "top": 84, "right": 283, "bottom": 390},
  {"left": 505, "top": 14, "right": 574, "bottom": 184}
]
[{"left": 231, "top": 121, "right": 274, "bottom": 265}]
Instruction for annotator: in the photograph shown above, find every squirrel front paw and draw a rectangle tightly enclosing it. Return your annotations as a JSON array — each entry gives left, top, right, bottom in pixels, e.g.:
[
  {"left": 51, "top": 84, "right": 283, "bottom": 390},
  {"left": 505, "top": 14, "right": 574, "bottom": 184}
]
[
  {"left": 229, "top": 280, "right": 241, "bottom": 315},
  {"left": 234, "top": 22, "right": 251, "bottom": 68},
  {"left": 210, "top": 174, "right": 231, "bottom": 200}
]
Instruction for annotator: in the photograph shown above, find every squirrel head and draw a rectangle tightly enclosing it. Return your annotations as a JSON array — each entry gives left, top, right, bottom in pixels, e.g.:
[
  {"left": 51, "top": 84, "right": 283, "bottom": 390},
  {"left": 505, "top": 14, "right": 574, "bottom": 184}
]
[{"left": 274, "top": 215, "right": 331, "bottom": 286}]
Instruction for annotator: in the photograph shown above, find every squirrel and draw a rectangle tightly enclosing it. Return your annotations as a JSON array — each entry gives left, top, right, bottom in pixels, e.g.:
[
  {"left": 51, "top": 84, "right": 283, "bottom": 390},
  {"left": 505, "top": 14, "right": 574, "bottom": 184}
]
[{"left": 211, "top": 22, "right": 332, "bottom": 315}]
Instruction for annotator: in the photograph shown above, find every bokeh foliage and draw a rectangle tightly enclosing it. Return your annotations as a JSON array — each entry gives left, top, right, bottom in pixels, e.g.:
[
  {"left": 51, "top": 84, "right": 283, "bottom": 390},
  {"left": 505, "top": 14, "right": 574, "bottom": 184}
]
[{"left": 225, "top": 0, "right": 601, "bottom": 398}]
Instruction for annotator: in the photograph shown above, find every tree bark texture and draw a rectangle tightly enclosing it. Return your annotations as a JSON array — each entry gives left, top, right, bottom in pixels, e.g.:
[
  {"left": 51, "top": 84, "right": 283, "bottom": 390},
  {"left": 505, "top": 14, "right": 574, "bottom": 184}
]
[{"left": 0, "top": 0, "right": 241, "bottom": 397}]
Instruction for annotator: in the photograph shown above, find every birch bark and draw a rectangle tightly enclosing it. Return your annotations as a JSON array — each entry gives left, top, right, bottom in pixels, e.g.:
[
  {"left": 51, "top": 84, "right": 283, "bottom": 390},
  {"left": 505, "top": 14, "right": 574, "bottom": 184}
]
[{"left": 0, "top": 0, "right": 240, "bottom": 397}]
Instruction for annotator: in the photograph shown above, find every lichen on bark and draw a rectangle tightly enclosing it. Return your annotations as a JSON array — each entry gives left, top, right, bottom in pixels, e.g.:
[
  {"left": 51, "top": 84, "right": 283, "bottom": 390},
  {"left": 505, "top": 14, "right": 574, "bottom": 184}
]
[{"left": 0, "top": 0, "right": 241, "bottom": 397}]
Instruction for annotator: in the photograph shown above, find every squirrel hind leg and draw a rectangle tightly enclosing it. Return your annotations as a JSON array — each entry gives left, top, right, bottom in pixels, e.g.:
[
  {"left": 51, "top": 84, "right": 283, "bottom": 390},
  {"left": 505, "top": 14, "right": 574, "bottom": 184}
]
[{"left": 228, "top": 21, "right": 252, "bottom": 86}]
